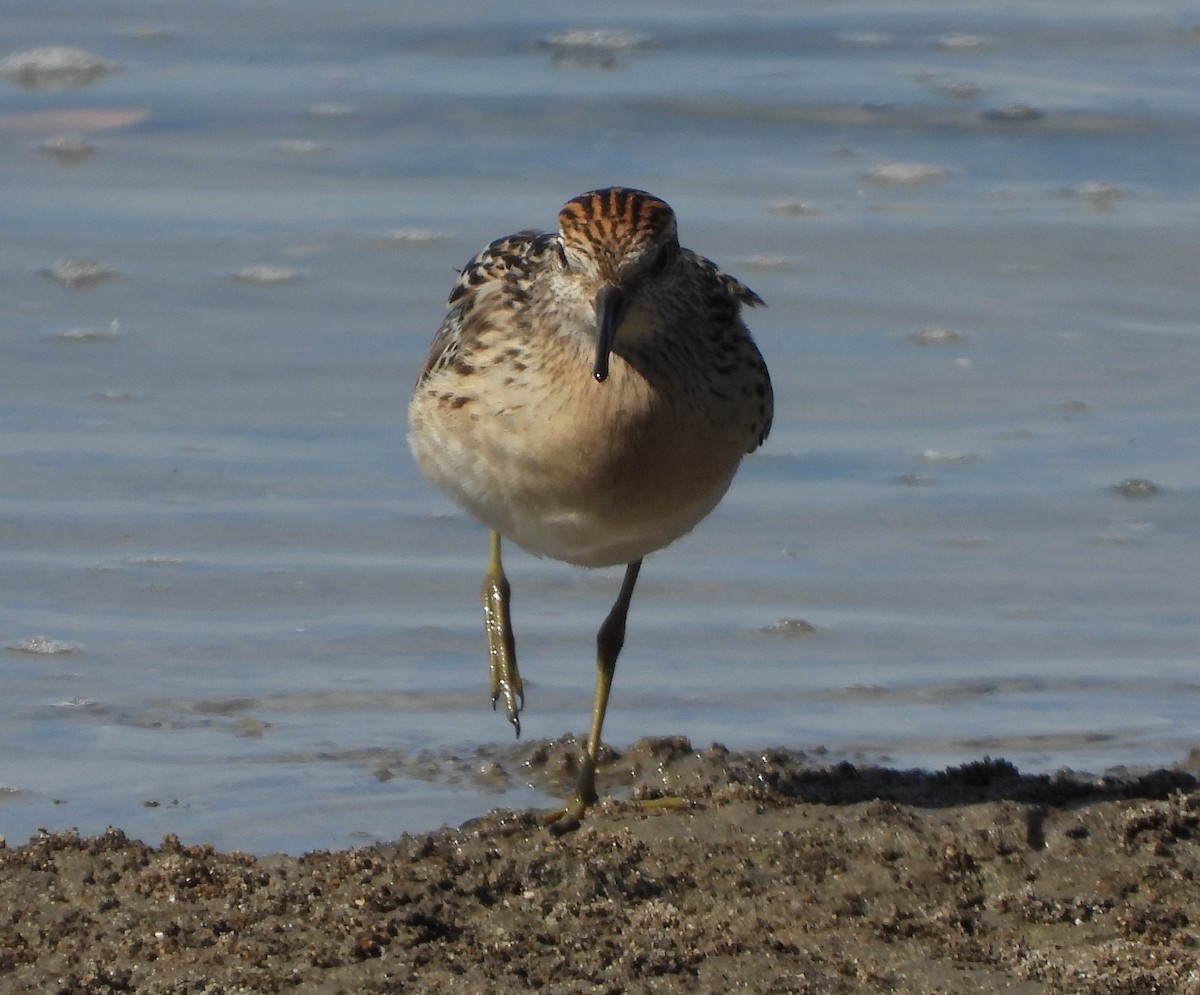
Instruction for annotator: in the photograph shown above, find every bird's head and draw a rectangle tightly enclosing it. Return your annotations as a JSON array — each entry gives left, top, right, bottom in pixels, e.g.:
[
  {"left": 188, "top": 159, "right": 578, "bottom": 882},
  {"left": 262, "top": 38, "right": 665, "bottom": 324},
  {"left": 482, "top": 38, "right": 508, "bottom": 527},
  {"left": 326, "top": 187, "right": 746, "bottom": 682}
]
[{"left": 556, "top": 187, "right": 680, "bottom": 382}]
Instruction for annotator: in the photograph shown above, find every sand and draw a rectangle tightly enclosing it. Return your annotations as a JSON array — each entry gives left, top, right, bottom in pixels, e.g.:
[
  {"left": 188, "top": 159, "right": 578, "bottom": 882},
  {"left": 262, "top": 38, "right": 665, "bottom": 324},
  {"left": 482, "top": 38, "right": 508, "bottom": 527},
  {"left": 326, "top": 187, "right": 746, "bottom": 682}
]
[{"left": 3, "top": 741, "right": 1200, "bottom": 994}]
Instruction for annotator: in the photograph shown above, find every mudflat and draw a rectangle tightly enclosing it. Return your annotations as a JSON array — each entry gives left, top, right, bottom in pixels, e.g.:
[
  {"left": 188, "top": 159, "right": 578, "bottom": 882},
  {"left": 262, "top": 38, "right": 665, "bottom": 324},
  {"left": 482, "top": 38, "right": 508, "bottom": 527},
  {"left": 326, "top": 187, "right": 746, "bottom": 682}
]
[{"left": 3, "top": 743, "right": 1199, "bottom": 994}]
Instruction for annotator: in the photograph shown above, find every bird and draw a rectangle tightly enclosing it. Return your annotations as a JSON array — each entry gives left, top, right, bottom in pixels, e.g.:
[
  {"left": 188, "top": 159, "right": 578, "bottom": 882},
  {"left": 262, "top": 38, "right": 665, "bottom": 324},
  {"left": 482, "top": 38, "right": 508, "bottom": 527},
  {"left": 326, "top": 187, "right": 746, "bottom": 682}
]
[{"left": 408, "top": 187, "right": 772, "bottom": 832}]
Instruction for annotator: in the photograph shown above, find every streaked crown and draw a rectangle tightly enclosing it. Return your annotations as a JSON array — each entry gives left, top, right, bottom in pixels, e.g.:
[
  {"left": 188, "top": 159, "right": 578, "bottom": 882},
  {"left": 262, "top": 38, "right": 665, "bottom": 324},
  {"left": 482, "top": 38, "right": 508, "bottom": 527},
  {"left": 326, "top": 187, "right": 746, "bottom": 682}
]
[{"left": 557, "top": 187, "right": 678, "bottom": 282}]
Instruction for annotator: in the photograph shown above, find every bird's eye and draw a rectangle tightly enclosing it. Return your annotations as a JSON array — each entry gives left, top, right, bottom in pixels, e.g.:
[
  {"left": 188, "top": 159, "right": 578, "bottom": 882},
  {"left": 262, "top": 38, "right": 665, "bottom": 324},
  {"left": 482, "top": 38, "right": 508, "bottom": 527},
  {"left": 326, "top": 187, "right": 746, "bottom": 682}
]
[{"left": 649, "top": 245, "right": 674, "bottom": 274}]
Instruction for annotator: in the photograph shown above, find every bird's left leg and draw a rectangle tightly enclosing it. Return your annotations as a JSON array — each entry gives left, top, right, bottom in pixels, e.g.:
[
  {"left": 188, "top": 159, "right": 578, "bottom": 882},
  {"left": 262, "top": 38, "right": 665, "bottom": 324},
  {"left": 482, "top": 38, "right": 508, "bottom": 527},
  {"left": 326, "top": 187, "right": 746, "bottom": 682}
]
[
  {"left": 482, "top": 530, "right": 523, "bottom": 735},
  {"left": 547, "top": 558, "right": 642, "bottom": 834}
]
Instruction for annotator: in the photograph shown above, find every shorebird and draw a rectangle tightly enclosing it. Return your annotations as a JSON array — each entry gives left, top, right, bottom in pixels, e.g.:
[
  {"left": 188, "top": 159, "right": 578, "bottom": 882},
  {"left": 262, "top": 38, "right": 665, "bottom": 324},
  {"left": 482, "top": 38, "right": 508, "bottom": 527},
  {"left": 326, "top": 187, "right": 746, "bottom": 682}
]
[{"left": 408, "top": 187, "right": 772, "bottom": 831}]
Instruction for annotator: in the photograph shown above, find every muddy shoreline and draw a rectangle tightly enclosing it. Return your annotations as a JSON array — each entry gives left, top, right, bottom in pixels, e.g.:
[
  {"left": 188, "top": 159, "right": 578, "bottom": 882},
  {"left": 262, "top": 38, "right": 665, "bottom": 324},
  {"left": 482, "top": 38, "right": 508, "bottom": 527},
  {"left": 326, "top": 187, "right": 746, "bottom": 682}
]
[{"left": 4, "top": 744, "right": 1200, "bottom": 993}]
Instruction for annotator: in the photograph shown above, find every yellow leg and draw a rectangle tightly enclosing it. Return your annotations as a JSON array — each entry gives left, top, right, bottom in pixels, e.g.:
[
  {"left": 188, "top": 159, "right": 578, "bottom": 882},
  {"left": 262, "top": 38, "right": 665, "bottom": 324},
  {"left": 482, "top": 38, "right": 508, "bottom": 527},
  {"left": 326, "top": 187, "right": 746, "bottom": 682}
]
[
  {"left": 547, "top": 559, "right": 642, "bottom": 835},
  {"left": 482, "top": 531, "right": 523, "bottom": 735}
]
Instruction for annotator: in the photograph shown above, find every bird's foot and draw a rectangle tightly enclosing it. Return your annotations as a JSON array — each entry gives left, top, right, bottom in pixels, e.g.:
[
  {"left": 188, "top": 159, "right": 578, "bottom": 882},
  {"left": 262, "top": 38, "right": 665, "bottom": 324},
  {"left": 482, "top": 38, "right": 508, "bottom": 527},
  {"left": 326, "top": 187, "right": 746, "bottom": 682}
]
[
  {"left": 543, "top": 756, "right": 598, "bottom": 836},
  {"left": 543, "top": 793, "right": 691, "bottom": 836},
  {"left": 482, "top": 537, "right": 523, "bottom": 736},
  {"left": 488, "top": 656, "right": 524, "bottom": 735},
  {"left": 633, "top": 794, "right": 691, "bottom": 814},
  {"left": 543, "top": 793, "right": 591, "bottom": 837}
]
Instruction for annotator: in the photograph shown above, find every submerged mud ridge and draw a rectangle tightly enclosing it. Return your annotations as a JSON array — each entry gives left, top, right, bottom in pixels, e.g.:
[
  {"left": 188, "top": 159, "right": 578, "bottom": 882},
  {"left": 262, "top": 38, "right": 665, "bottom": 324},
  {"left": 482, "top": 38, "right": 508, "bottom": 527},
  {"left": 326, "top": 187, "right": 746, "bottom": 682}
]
[{"left": 3, "top": 745, "right": 1200, "bottom": 994}]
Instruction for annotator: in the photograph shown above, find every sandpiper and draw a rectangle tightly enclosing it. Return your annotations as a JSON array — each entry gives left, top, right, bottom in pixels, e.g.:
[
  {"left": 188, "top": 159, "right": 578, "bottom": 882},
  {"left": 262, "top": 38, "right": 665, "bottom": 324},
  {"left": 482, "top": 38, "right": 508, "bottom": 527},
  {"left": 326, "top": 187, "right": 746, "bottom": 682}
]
[{"left": 408, "top": 187, "right": 772, "bottom": 831}]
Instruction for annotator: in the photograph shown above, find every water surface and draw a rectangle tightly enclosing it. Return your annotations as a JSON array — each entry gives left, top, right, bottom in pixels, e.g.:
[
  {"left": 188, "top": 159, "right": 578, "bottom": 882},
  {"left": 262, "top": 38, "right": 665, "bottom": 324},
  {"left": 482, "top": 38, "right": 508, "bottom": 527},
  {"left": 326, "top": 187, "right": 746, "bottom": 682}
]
[{"left": 2, "top": 1, "right": 1198, "bottom": 853}]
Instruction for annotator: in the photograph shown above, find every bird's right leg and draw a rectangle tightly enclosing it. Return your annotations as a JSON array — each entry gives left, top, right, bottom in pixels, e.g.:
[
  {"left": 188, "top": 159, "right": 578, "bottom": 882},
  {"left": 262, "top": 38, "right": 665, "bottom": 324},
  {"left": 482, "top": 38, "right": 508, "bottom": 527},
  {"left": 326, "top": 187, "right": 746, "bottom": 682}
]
[{"left": 482, "top": 530, "right": 523, "bottom": 736}]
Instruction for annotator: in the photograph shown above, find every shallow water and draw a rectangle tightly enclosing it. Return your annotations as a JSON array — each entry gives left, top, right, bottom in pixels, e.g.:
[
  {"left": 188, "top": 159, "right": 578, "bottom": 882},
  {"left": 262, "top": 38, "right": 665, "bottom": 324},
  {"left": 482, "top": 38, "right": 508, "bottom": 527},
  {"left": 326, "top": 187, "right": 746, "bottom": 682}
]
[{"left": 2, "top": 1, "right": 1198, "bottom": 854}]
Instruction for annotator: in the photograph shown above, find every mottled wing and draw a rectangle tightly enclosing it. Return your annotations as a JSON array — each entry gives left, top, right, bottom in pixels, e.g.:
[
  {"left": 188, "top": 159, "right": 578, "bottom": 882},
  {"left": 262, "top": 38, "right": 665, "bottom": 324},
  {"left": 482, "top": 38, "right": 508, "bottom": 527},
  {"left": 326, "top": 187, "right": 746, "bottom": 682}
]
[
  {"left": 751, "top": 355, "right": 775, "bottom": 450},
  {"left": 686, "top": 250, "right": 774, "bottom": 450},
  {"left": 416, "top": 230, "right": 558, "bottom": 385},
  {"left": 691, "top": 252, "right": 766, "bottom": 309}
]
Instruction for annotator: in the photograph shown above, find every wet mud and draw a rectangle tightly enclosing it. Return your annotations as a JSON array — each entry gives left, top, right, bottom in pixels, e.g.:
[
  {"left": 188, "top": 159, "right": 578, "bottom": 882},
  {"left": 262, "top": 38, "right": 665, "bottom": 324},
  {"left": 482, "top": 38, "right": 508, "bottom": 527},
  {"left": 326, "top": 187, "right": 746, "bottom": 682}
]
[{"left": 4, "top": 743, "right": 1200, "bottom": 993}]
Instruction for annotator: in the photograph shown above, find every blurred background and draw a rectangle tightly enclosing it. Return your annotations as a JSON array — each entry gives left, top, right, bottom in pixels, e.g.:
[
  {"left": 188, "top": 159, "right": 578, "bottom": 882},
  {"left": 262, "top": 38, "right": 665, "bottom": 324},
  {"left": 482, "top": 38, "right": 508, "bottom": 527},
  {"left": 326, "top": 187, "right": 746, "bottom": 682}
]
[{"left": 2, "top": 1, "right": 1198, "bottom": 853}]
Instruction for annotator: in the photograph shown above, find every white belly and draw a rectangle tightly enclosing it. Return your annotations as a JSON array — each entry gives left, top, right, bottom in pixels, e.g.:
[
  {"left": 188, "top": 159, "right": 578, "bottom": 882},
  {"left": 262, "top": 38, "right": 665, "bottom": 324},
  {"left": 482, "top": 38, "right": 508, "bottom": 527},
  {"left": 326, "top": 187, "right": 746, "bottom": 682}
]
[{"left": 408, "top": 361, "right": 750, "bottom": 567}]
